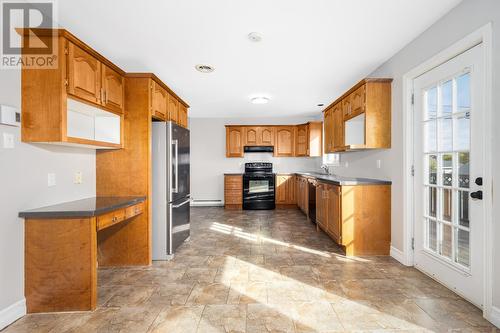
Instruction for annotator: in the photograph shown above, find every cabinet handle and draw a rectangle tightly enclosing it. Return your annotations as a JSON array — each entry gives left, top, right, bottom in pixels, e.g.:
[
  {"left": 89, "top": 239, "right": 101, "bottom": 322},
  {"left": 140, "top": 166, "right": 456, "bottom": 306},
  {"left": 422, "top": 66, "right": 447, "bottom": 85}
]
[
  {"left": 112, "top": 216, "right": 118, "bottom": 222},
  {"left": 104, "top": 90, "right": 108, "bottom": 104}
]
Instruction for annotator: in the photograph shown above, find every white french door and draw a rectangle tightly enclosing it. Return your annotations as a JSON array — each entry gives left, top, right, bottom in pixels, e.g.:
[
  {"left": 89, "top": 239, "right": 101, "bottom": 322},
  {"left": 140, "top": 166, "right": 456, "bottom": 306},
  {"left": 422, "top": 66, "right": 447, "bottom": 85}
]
[{"left": 413, "top": 44, "right": 485, "bottom": 307}]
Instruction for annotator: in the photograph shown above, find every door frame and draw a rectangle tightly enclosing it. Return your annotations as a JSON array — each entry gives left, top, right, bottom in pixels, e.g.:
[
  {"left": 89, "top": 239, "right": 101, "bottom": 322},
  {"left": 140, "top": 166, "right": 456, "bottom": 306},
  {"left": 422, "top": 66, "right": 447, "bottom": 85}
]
[{"left": 401, "top": 23, "right": 493, "bottom": 320}]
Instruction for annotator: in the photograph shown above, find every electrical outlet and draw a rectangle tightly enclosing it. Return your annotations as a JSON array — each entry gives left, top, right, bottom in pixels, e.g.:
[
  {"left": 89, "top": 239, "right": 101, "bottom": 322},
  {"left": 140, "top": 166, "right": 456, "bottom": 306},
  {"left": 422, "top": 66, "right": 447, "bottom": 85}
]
[
  {"left": 377, "top": 160, "right": 382, "bottom": 169},
  {"left": 2, "top": 132, "right": 14, "bottom": 149},
  {"left": 47, "top": 173, "right": 56, "bottom": 187},
  {"left": 74, "top": 171, "right": 83, "bottom": 184}
]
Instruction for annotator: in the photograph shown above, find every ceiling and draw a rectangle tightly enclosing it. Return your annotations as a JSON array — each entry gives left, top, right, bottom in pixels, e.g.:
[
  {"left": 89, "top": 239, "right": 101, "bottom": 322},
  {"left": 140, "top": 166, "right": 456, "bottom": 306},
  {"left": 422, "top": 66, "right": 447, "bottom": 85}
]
[{"left": 56, "top": 0, "right": 461, "bottom": 118}]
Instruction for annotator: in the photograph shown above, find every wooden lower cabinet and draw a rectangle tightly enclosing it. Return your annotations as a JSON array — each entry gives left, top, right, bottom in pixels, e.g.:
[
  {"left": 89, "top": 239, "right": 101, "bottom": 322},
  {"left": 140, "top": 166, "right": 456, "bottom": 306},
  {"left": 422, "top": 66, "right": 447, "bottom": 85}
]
[
  {"left": 24, "top": 203, "right": 145, "bottom": 313},
  {"left": 224, "top": 175, "right": 243, "bottom": 209},
  {"left": 275, "top": 174, "right": 296, "bottom": 206},
  {"left": 296, "top": 176, "right": 308, "bottom": 215},
  {"left": 314, "top": 181, "right": 391, "bottom": 256}
]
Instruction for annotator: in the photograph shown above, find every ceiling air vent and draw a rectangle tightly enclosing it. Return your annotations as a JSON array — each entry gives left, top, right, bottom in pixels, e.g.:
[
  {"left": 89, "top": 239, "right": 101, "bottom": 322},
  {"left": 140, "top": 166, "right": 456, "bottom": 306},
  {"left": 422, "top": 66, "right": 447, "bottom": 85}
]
[{"left": 195, "top": 64, "right": 215, "bottom": 73}]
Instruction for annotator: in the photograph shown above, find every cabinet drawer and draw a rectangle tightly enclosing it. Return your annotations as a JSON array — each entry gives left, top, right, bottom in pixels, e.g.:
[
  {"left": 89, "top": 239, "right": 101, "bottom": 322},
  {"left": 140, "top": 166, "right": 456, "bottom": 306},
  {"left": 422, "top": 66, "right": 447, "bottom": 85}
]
[
  {"left": 225, "top": 191, "right": 242, "bottom": 204},
  {"left": 224, "top": 182, "right": 242, "bottom": 190},
  {"left": 125, "top": 202, "right": 144, "bottom": 219},
  {"left": 97, "top": 209, "right": 127, "bottom": 231}
]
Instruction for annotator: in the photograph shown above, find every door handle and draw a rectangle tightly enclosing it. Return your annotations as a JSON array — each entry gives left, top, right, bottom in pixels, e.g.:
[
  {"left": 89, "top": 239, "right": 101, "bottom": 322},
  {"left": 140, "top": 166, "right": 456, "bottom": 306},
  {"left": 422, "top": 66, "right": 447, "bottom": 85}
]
[
  {"left": 470, "top": 190, "right": 483, "bottom": 200},
  {"left": 172, "top": 139, "right": 178, "bottom": 193},
  {"left": 172, "top": 198, "right": 190, "bottom": 208},
  {"left": 475, "top": 177, "right": 483, "bottom": 186}
]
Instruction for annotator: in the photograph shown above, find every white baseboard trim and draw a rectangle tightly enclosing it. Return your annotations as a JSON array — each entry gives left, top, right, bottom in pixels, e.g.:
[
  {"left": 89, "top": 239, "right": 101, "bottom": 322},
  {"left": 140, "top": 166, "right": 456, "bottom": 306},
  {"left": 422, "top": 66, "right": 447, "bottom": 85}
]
[
  {"left": 487, "top": 306, "right": 500, "bottom": 328},
  {"left": 390, "top": 246, "right": 407, "bottom": 265},
  {"left": 0, "top": 298, "right": 26, "bottom": 330},
  {"left": 191, "top": 200, "right": 224, "bottom": 207}
]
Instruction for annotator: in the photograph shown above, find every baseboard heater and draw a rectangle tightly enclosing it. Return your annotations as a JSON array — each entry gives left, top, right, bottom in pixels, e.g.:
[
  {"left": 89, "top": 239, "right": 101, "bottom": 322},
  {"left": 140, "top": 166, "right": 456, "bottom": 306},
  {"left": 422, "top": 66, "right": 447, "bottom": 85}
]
[{"left": 191, "top": 199, "right": 224, "bottom": 207}]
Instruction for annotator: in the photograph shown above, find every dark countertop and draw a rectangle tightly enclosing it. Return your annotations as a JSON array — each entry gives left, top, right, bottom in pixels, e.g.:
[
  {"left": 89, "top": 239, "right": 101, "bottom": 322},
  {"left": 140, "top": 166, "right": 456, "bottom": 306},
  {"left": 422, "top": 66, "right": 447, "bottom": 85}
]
[
  {"left": 19, "top": 196, "right": 146, "bottom": 219},
  {"left": 296, "top": 172, "right": 392, "bottom": 186}
]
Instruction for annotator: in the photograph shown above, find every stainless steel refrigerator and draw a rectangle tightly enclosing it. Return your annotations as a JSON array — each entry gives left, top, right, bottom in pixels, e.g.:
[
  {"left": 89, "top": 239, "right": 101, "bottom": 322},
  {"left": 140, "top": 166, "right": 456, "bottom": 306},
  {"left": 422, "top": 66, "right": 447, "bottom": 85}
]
[{"left": 152, "top": 122, "right": 190, "bottom": 260}]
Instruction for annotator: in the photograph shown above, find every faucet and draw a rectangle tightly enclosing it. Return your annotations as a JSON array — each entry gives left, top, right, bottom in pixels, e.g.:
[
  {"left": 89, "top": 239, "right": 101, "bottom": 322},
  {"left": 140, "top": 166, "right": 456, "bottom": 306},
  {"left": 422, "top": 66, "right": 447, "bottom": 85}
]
[{"left": 320, "top": 164, "right": 330, "bottom": 175}]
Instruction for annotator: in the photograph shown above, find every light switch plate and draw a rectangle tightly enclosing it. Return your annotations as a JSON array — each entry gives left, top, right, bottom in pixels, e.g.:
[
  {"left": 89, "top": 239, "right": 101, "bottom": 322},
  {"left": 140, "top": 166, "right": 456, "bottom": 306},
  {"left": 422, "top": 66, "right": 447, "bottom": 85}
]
[
  {"left": 2, "top": 132, "right": 14, "bottom": 148},
  {"left": 74, "top": 171, "right": 83, "bottom": 184},
  {"left": 47, "top": 173, "right": 56, "bottom": 187}
]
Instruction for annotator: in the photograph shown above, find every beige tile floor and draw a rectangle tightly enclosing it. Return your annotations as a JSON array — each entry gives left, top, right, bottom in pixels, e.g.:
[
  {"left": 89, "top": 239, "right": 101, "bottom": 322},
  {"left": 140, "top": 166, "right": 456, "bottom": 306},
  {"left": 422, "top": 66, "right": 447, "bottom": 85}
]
[{"left": 4, "top": 207, "right": 497, "bottom": 332}]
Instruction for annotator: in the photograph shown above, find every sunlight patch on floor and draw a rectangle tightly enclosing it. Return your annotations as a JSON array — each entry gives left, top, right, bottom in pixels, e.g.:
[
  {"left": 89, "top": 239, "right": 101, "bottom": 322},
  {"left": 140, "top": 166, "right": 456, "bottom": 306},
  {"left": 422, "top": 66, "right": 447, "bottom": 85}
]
[
  {"left": 210, "top": 221, "right": 374, "bottom": 263},
  {"left": 220, "top": 256, "right": 433, "bottom": 332}
]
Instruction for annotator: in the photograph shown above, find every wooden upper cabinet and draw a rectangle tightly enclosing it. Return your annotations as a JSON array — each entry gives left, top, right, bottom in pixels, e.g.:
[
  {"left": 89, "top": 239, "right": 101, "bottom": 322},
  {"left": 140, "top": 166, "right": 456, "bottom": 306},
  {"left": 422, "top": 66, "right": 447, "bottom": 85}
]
[
  {"left": 260, "top": 127, "right": 274, "bottom": 146},
  {"left": 244, "top": 127, "right": 258, "bottom": 145},
  {"left": 151, "top": 80, "right": 168, "bottom": 120},
  {"left": 275, "top": 126, "right": 295, "bottom": 157},
  {"left": 67, "top": 41, "right": 124, "bottom": 114},
  {"left": 168, "top": 94, "right": 179, "bottom": 122},
  {"left": 244, "top": 127, "right": 275, "bottom": 146},
  {"left": 332, "top": 103, "right": 344, "bottom": 151},
  {"left": 224, "top": 123, "right": 320, "bottom": 158},
  {"left": 323, "top": 108, "right": 334, "bottom": 154},
  {"left": 346, "top": 84, "right": 365, "bottom": 120},
  {"left": 226, "top": 126, "right": 244, "bottom": 157},
  {"left": 178, "top": 104, "right": 188, "bottom": 128},
  {"left": 67, "top": 42, "right": 101, "bottom": 104},
  {"left": 323, "top": 78, "right": 392, "bottom": 152},
  {"left": 21, "top": 30, "right": 126, "bottom": 149},
  {"left": 295, "top": 124, "right": 308, "bottom": 156},
  {"left": 101, "top": 64, "right": 124, "bottom": 114}
]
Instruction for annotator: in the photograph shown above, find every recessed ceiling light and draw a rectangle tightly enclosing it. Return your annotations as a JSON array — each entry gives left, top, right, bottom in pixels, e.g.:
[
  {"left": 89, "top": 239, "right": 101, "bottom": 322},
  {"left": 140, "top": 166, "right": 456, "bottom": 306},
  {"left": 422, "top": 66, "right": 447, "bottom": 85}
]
[
  {"left": 248, "top": 32, "right": 262, "bottom": 42},
  {"left": 251, "top": 97, "right": 269, "bottom": 104},
  {"left": 317, "top": 103, "right": 324, "bottom": 107},
  {"left": 195, "top": 64, "right": 215, "bottom": 73}
]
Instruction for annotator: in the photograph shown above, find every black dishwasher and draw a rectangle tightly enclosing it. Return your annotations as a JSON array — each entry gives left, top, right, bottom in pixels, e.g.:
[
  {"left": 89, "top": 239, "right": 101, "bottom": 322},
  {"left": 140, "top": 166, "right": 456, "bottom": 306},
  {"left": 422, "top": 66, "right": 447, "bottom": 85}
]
[{"left": 308, "top": 178, "right": 317, "bottom": 223}]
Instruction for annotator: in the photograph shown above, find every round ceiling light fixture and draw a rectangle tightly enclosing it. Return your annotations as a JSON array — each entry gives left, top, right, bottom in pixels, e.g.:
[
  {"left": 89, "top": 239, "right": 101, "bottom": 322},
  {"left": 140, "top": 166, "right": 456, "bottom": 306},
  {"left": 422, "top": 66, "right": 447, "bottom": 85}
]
[
  {"left": 248, "top": 32, "right": 263, "bottom": 42},
  {"left": 251, "top": 96, "right": 270, "bottom": 104},
  {"left": 195, "top": 64, "right": 215, "bottom": 73}
]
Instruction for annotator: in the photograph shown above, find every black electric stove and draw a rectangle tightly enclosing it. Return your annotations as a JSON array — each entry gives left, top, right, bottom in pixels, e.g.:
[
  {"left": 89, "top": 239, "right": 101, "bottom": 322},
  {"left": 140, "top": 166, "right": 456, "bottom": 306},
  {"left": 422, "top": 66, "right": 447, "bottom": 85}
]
[{"left": 243, "top": 162, "right": 275, "bottom": 210}]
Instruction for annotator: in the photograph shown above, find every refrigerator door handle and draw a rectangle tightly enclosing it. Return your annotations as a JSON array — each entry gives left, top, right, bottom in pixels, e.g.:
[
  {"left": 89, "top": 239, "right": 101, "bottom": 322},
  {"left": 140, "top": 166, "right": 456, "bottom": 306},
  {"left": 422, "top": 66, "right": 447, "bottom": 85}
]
[
  {"left": 172, "top": 198, "right": 191, "bottom": 208},
  {"left": 172, "top": 139, "right": 179, "bottom": 193}
]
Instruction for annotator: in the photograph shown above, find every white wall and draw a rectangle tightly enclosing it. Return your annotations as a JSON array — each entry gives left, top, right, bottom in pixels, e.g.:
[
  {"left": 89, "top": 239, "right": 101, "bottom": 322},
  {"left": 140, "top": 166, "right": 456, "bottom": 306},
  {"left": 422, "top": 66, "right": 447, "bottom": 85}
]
[
  {"left": 326, "top": 0, "right": 500, "bottom": 310},
  {"left": 190, "top": 117, "right": 321, "bottom": 203},
  {"left": 0, "top": 70, "right": 96, "bottom": 327}
]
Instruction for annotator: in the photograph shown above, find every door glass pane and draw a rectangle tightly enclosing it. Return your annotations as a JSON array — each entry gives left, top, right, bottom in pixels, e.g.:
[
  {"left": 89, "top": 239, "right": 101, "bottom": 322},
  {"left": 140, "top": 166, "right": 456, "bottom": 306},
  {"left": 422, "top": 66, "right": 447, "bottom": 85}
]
[
  {"left": 249, "top": 180, "right": 270, "bottom": 193},
  {"left": 458, "top": 152, "right": 470, "bottom": 188},
  {"left": 441, "top": 80, "right": 453, "bottom": 115},
  {"left": 456, "top": 228, "right": 470, "bottom": 267},
  {"left": 419, "top": 68, "right": 474, "bottom": 273},
  {"left": 424, "top": 121, "right": 437, "bottom": 152},
  {"left": 456, "top": 72, "right": 471, "bottom": 112},
  {"left": 427, "top": 219, "right": 437, "bottom": 252},
  {"left": 438, "top": 117, "right": 452, "bottom": 151},
  {"left": 442, "top": 188, "right": 452, "bottom": 222},
  {"left": 428, "top": 187, "right": 437, "bottom": 218},
  {"left": 426, "top": 86, "right": 438, "bottom": 119},
  {"left": 441, "top": 223, "right": 452, "bottom": 259},
  {"left": 455, "top": 113, "right": 470, "bottom": 151},
  {"left": 442, "top": 154, "right": 453, "bottom": 186},
  {"left": 458, "top": 191, "right": 469, "bottom": 228},
  {"left": 428, "top": 155, "right": 437, "bottom": 185}
]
